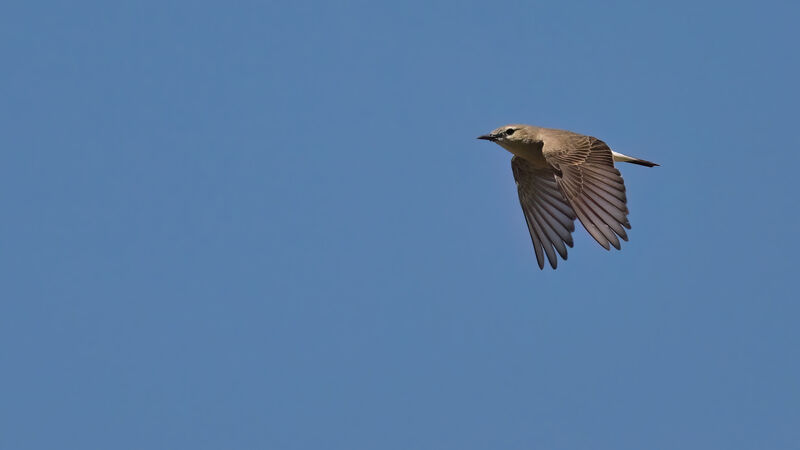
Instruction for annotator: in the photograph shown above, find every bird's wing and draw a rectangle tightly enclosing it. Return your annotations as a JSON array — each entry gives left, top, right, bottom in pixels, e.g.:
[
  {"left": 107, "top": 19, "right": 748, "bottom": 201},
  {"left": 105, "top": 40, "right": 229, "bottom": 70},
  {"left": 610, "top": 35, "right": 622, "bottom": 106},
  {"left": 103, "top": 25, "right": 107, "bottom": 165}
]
[
  {"left": 542, "top": 134, "right": 630, "bottom": 251},
  {"left": 511, "top": 156, "right": 577, "bottom": 269}
]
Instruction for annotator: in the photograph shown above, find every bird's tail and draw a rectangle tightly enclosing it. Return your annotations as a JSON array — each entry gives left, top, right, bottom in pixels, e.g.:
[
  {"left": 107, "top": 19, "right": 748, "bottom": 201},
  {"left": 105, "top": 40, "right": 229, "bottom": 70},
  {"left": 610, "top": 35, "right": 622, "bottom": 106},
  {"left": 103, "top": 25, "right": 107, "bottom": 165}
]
[{"left": 611, "top": 151, "right": 659, "bottom": 167}]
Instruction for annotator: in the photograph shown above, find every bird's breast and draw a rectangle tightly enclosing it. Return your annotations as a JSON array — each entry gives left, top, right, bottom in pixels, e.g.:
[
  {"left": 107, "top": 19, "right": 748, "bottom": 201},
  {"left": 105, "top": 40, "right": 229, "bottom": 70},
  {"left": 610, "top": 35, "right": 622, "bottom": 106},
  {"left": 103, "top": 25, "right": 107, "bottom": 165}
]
[{"left": 500, "top": 141, "right": 549, "bottom": 168}]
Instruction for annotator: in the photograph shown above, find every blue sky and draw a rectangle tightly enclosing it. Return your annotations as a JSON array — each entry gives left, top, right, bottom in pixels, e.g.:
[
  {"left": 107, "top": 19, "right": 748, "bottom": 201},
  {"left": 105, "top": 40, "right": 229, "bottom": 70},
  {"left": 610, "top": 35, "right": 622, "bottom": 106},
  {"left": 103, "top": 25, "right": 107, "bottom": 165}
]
[{"left": 2, "top": 1, "right": 799, "bottom": 449}]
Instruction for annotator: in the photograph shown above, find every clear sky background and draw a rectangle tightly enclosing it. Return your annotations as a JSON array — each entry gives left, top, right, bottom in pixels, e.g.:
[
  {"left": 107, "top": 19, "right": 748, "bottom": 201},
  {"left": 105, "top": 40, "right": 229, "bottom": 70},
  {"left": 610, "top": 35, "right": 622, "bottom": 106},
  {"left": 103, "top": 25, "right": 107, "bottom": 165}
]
[{"left": 2, "top": 1, "right": 799, "bottom": 449}]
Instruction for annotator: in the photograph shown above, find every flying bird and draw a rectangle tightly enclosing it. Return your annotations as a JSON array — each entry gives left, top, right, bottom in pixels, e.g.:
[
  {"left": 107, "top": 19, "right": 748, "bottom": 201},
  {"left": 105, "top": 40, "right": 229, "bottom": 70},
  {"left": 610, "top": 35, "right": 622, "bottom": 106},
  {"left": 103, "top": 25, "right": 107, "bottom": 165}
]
[{"left": 478, "top": 124, "right": 658, "bottom": 269}]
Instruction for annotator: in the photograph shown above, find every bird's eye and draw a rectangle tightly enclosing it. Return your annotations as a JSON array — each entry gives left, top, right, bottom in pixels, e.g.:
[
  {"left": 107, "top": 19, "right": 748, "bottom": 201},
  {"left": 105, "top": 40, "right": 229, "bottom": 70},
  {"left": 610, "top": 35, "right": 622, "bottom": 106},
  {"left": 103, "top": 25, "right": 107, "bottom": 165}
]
[{"left": 505, "top": 128, "right": 515, "bottom": 136}]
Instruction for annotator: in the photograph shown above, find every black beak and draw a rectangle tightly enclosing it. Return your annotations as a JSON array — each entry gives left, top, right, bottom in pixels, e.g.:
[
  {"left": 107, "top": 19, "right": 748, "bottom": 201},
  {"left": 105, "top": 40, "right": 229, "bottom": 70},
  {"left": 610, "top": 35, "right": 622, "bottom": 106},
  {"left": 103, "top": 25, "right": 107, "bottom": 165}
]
[{"left": 477, "top": 134, "right": 495, "bottom": 141}]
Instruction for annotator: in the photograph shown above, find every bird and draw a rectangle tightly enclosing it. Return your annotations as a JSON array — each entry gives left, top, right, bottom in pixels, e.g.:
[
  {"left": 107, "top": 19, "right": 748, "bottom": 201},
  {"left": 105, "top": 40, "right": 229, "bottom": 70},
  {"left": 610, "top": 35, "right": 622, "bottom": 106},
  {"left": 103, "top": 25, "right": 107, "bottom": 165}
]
[{"left": 477, "top": 124, "right": 658, "bottom": 269}]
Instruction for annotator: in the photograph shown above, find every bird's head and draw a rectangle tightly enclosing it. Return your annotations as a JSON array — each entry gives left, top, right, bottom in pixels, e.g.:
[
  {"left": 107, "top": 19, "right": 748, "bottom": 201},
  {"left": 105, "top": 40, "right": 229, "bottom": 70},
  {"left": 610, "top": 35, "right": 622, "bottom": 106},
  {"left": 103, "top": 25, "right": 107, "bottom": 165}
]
[
  {"left": 477, "top": 124, "right": 540, "bottom": 144},
  {"left": 477, "top": 124, "right": 541, "bottom": 152}
]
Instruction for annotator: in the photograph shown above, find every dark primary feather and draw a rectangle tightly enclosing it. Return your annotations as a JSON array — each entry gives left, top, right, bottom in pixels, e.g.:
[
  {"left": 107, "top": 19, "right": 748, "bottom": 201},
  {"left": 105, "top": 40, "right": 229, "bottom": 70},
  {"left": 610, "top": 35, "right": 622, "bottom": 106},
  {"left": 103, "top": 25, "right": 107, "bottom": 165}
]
[
  {"left": 511, "top": 157, "right": 577, "bottom": 269},
  {"left": 542, "top": 135, "right": 631, "bottom": 251}
]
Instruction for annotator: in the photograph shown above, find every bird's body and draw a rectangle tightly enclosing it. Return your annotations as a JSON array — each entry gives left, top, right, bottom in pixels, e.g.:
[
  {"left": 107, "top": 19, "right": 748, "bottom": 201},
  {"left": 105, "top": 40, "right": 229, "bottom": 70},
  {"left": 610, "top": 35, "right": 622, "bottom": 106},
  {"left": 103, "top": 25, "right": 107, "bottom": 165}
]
[{"left": 477, "top": 124, "right": 658, "bottom": 269}]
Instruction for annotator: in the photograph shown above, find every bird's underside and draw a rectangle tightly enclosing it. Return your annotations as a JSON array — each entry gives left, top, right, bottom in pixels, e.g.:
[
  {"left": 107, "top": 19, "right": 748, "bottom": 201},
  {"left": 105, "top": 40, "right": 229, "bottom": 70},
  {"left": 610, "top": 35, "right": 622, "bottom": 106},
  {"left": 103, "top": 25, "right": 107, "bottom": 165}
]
[{"left": 511, "top": 135, "right": 633, "bottom": 269}]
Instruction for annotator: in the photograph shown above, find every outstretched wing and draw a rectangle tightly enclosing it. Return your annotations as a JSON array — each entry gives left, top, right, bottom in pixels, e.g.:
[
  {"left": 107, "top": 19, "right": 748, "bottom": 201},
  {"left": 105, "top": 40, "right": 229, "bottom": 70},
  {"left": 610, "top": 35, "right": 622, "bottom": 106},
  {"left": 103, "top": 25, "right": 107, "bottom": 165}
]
[
  {"left": 543, "top": 134, "right": 630, "bottom": 251},
  {"left": 511, "top": 156, "right": 577, "bottom": 269}
]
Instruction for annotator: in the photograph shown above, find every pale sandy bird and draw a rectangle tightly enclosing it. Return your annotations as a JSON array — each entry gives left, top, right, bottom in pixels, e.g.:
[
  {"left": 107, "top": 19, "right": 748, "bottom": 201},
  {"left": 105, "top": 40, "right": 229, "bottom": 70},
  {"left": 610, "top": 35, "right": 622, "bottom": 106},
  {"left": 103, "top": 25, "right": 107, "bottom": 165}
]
[{"left": 478, "top": 124, "right": 658, "bottom": 269}]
